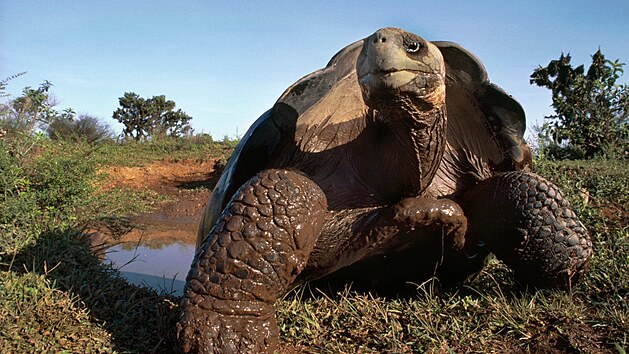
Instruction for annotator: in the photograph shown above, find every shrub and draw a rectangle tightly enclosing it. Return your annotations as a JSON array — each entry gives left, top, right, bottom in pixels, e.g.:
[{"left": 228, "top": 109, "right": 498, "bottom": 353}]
[
  {"left": 0, "top": 136, "right": 98, "bottom": 256},
  {"left": 531, "top": 50, "right": 628, "bottom": 159},
  {"left": 0, "top": 81, "right": 59, "bottom": 135},
  {"left": 46, "top": 114, "right": 114, "bottom": 143}
]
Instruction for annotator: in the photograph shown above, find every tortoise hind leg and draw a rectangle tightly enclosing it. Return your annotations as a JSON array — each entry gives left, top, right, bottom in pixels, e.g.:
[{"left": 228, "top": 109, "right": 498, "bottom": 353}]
[
  {"left": 459, "top": 171, "right": 592, "bottom": 289},
  {"left": 177, "top": 169, "right": 327, "bottom": 353}
]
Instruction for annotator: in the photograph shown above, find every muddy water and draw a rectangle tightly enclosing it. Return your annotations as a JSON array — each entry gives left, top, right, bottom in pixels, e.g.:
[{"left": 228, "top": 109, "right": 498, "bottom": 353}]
[
  {"left": 99, "top": 158, "right": 218, "bottom": 296},
  {"left": 104, "top": 240, "right": 196, "bottom": 296}
]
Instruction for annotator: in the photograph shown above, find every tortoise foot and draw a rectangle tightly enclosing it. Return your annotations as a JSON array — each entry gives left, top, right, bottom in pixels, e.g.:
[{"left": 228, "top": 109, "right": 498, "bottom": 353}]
[
  {"left": 393, "top": 197, "right": 467, "bottom": 250},
  {"left": 177, "top": 302, "right": 278, "bottom": 354}
]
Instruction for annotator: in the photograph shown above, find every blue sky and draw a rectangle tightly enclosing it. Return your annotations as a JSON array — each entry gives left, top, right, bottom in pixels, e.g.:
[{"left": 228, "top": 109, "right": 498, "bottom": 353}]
[{"left": 1, "top": 1, "right": 628, "bottom": 139}]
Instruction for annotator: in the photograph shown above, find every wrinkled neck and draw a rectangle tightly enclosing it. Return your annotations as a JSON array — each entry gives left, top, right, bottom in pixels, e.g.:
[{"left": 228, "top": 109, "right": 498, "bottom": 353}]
[{"left": 355, "top": 94, "right": 447, "bottom": 201}]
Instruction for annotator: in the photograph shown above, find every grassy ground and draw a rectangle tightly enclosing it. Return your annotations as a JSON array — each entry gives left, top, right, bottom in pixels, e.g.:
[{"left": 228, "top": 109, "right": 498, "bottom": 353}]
[
  {"left": 0, "top": 135, "right": 627, "bottom": 353},
  {"left": 91, "top": 134, "right": 238, "bottom": 167},
  {"left": 276, "top": 159, "right": 629, "bottom": 353}
]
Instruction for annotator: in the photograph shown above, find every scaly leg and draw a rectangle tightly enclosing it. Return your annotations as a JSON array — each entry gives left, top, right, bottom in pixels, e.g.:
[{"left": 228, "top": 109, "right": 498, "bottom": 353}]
[
  {"left": 458, "top": 171, "right": 592, "bottom": 289},
  {"left": 177, "top": 169, "right": 327, "bottom": 353}
]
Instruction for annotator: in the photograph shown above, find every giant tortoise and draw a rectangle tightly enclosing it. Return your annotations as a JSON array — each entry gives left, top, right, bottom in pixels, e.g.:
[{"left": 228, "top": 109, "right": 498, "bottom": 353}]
[{"left": 177, "top": 27, "right": 592, "bottom": 353}]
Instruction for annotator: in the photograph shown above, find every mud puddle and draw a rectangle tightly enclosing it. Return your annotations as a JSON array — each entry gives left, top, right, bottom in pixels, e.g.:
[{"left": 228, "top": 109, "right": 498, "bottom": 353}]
[
  {"left": 104, "top": 240, "right": 195, "bottom": 296},
  {"left": 100, "top": 201, "right": 202, "bottom": 296},
  {"left": 98, "top": 158, "right": 221, "bottom": 296}
]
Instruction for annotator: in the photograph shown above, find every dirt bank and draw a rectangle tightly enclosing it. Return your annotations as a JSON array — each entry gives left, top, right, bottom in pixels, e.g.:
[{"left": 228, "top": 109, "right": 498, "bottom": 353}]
[{"left": 100, "top": 158, "right": 223, "bottom": 245}]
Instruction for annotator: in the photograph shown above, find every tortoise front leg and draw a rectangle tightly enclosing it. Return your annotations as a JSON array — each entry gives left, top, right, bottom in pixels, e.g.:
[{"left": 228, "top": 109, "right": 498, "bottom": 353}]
[
  {"left": 177, "top": 169, "right": 327, "bottom": 353},
  {"left": 305, "top": 197, "right": 468, "bottom": 283},
  {"left": 459, "top": 171, "right": 592, "bottom": 289}
]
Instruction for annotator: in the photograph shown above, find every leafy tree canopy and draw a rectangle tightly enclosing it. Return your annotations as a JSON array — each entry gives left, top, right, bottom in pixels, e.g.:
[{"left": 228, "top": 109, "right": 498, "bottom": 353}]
[
  {"left": 530, "top": 50, "right": 628, "bottom": 159},
  {"left": 1, "top": 80, "right": 59, "bottom": 134},
  {"left": 112, "top": 92, "right": 193, "bottom": 141},
  {"left": 1, "top": 76, "right": 113, "bottom": 143}
]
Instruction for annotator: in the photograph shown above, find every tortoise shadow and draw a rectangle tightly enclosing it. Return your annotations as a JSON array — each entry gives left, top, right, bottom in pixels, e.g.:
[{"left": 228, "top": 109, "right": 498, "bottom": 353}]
[
  {"left": 294, "top": 259, "right": 525, "bottom": 303},
  {"left": 174, "top": 159, "right": 225, "bottom": 191},
  {"left": 6, "top": 228, "right": 183, "bottom": 353}
]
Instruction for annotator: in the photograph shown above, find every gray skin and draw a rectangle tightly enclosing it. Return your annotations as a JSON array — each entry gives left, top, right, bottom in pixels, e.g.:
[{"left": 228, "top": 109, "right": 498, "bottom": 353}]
[{"left": 177, "top": 28, "right": 592, "bottom": 353}]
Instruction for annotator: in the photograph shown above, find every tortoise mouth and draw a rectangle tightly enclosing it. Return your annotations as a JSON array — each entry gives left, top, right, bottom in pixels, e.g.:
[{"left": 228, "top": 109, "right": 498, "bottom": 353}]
[
  {"left": 374, "top": 67, "right": 432, "bottom": 75},
  {"left": 359, "top": 69, "right": 445, "bottom": 99},
  {"left": 363, "top": 68, "right": 431, "bottom": 79}
]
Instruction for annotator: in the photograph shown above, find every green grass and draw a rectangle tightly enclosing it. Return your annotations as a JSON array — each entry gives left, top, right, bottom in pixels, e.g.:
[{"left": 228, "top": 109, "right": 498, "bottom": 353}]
[
  {"left": 0, "top": 135, "right": 180, "bottom": 353},
  {"left": 277, "top": 264, "right": 627, "bottom": 353},
  {"left": 0, "top": 270, "right": 113, "bottom": 353},
  {"left": 1, "top": 228, "right": 181, "bottom": 353},
  {"left": 0, "top": 135, "right": 627, "bottom": 353},
  {"left": 92, "top": 134, "right": 238, "bottom": 167}
]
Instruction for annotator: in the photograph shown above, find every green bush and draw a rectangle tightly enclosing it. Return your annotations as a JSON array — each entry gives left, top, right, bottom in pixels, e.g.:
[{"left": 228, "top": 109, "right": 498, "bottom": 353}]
[
  {"left": 531, "top": 50, "right": 628, "bottom": 159},
  {"left": 0, "top": 81, "right": 58, "bottom": 136},
  {"left": 0, "top": 134, "right": 177, "bottom": 352},
  {"left": 0, "top": 137, "right": 94, "bottom": 227},
  {"left": 0, "top": 135, "right": 46, "bottom": 255},
  {"left": 0, "top": 135, "right": 147, "bottom": 257}
]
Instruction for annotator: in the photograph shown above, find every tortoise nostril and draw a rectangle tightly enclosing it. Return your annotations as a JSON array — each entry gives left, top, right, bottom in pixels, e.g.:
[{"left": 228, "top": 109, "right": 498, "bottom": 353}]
[{"left": 373, "top": 36, "right": 387, "bottom": 44}]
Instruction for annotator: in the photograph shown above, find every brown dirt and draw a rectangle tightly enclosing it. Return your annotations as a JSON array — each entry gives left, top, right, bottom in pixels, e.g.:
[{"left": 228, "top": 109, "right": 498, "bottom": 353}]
[{"left": 99, "top": 158, "right": 224, "bottom": 245}]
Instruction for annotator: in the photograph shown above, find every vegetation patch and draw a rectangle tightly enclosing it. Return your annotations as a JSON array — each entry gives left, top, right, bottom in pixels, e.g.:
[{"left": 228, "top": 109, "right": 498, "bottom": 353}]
[
  {"left": 0, "top": 135, "right": 627, "bottom": 353},
  {"left": 0, "top": 270, "right": 112, "bottom": 353},
  {"left": 91, "top": 134, "right": 237, "bottom": 168},
  {"left": 0, "top": 135, "right": 184, "bottom": 352}
]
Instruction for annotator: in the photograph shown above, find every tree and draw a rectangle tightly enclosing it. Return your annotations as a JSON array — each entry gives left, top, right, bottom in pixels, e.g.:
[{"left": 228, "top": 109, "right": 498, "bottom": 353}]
[
  {"left": 1, "top": 80, "right": 59, "bottom": 134},
  {"left": 0, "top": 72, "right": 26, "bottom": 98},
  {"left": 530, "top": 50, "right": 628, "bottom": 159},
  {"left": 112, "top": 92, "right": 193, "bottom": 141}
]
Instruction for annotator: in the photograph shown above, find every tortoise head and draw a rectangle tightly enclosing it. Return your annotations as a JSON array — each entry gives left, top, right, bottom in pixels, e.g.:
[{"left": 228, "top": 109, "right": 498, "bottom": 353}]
[{"left": 357, "top": 28, "right": 446, "bottom": 113}]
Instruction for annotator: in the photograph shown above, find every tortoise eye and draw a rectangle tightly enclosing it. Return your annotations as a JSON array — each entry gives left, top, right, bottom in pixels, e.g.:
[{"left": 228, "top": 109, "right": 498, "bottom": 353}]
[{"left": 406, "top": 42, "right": 422, "bottom": 53}]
